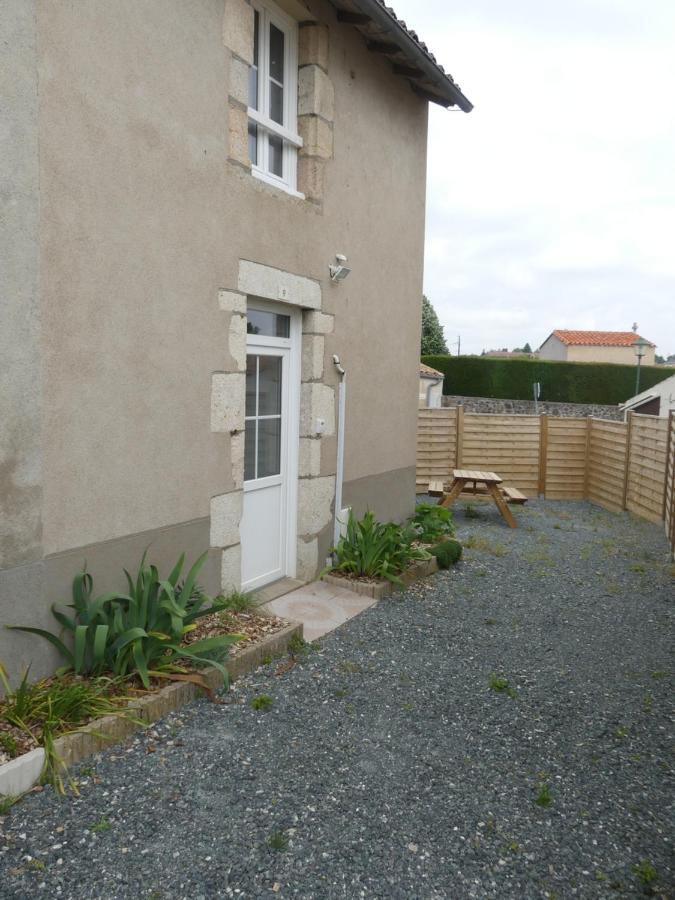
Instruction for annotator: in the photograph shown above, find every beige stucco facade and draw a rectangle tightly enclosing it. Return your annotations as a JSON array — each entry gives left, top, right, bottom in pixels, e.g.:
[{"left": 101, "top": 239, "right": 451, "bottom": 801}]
[
  {"left": 1, "top": 0, "right": 431, "bottom": 679},
  {"left": 539, "top": 335, "right": 656, "bottom": 366}
]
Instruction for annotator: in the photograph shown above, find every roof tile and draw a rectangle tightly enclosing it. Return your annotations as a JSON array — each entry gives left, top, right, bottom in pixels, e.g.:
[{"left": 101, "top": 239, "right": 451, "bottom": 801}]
[{"left": 552, "top": 330, "right": 655, "bottom": 348}]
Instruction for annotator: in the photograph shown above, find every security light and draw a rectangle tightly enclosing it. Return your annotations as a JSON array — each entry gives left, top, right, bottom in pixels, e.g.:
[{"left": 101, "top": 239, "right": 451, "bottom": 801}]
[{"left": 329, "top": 253, "right": 351, "bottom": 283}]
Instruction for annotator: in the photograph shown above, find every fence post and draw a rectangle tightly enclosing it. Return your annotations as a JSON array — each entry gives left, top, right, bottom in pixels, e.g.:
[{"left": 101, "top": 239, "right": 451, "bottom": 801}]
[
  {"left": 538, "top": 414, "right": 548, "bottom": 497},
  {"left": 621, "top": 411, "right": 633, "bottom": 511},
  {"left": 663, "top": 410, "right": 674, "bottom": 522},
  {"left": 456, "top": 404, "right": 464, "bottom": 469},
  {"left": 583, "top": 417, "right": 592, "bottom": 500}
]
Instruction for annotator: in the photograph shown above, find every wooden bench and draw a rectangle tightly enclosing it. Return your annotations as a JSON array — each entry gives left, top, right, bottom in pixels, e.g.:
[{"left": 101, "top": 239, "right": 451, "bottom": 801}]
[
  {"left": 501, "top": 486, "right": 528, "bottom": 505},
  {"left": 428, "top": 480, "right": 528, "bottom": 506}
]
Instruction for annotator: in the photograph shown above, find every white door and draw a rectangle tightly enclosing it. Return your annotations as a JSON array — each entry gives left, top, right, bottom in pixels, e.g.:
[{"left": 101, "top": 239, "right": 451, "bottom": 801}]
[{"left": 240, "top": 303, "right": 300, "bottom": 591}]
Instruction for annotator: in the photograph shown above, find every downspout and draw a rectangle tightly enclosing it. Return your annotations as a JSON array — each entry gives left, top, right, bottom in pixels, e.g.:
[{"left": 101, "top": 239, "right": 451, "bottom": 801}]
[
  {"left": 333, "top": 354, "right": 346, "bottom": 550},
  {"left": 426, "top": 376, "right": 443, "bottom": 407}
]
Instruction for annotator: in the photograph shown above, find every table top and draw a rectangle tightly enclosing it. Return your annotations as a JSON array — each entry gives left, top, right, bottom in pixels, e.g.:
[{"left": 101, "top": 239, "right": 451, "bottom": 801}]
[{"left": 452, "top": 469, "right": 503, "bottom": 484}]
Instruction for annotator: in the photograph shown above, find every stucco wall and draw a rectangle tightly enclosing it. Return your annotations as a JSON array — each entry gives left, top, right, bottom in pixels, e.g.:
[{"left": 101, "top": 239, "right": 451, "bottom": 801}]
[
  {"left": 540, "top": 337, "right": 656, "bottom": 366},
  {"left": 538, "top": 335, "right": 567, "bottom": 361},
  {"left": 1, "top": 0, "right": 428, "bottom": 678}
]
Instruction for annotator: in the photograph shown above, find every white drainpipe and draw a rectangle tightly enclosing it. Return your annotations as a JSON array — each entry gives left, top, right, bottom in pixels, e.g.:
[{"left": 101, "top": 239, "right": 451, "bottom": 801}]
[{"left": 333, "top": 354, "right": 346, "bottom": 549}]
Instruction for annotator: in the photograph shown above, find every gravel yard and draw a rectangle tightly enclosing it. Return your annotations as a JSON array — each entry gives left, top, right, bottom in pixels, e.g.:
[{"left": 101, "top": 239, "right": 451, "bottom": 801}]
[{"left": 0, "top": 500, "right": 673, "bottom": 899}]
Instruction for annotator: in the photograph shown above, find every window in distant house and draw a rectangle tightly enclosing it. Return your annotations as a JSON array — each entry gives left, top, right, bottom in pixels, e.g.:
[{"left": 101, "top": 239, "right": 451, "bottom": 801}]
[{"left": 248, "top": 0, "right": 302, "bottom": 196}]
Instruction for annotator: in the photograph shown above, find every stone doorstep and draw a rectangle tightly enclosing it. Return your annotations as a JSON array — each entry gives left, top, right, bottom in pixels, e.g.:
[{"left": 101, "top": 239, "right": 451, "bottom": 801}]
[
  {"left": 323, "top": 557, "right": 439, "bottom": 600},
  {"left": 0, "top": 621, "right": 302, "bottom": 798}
]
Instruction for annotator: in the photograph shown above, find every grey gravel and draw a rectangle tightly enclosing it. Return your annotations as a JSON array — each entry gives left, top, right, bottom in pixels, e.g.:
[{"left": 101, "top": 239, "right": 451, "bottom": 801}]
[{"left": 0, "top": 500, "right": 673, "bottom": 899}]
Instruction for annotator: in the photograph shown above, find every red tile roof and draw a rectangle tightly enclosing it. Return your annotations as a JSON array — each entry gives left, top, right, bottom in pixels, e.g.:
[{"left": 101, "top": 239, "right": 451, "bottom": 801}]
[{"left": 552, "top": 330, "right": 655, "bottom": 348}]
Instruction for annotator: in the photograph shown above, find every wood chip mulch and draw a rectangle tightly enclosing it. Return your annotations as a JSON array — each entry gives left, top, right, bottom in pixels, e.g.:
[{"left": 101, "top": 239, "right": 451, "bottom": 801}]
[{"left": 183, "top": 609, "right": 290, "bottom": 657}]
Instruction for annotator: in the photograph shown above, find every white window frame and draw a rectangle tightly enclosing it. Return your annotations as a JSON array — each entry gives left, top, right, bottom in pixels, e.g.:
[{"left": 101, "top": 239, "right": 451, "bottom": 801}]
[{"left": 248, "top": 0, "right": 304, "bottom": 198}]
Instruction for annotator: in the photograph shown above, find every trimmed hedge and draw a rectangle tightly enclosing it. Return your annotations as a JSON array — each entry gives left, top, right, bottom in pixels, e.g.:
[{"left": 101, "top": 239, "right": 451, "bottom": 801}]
[{"left": 421, "top": 355, "right": 675, "bottom": 406}]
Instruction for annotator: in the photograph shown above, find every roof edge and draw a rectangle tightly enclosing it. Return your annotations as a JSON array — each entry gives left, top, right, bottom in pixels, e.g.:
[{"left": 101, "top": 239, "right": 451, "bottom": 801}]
[{"left": 353, "top": 0, "right": 473, "bottom": 111}]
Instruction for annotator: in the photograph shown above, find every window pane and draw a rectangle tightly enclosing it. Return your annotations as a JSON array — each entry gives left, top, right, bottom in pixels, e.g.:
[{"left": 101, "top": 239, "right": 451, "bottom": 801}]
[
  {"left": 244, "top": 419, "right": 256, "bottom": 481},
  {"left": 248, "top": 121, "right": 258, "bottom": 165},
  {"left": 269, "top": 134, "right": 283, "bottom": 177},
  {"left": 269, "top": 24, "right": 285, "bottom": 84},
  {"left": 253, "top": 10, "right": 259, "bottom": 67},
  {"left": 270, "top": 82, "right": 284, "bottom": 125},
  {"left": 258, "top": 418, "right": 281, "bottom": 478},
  {"left": 246, "top": 309, "right": 290, "bottom": 338},
  {"left": 258, "top": 356, "right": 282, "bottom": 416},
  {"left": 248, "top": 68, "right": 258, "bottom": 110},
  {"left": 246, "top": 355, "right": 257, "bottom": 417}
]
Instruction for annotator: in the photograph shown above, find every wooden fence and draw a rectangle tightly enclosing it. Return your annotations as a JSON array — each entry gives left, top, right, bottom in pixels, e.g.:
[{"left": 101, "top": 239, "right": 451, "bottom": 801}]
[{"left": 417, "top": 408, "right": 675, "bottom": 556}]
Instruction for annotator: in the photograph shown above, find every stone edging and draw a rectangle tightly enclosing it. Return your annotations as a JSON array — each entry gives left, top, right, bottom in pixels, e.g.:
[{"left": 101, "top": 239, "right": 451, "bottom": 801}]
[
  {"left": 323, "top": 557, "right": 439, "bottom": 600},
  {"left": 0, "top": 621, "right": 302, "bottom": 799}
]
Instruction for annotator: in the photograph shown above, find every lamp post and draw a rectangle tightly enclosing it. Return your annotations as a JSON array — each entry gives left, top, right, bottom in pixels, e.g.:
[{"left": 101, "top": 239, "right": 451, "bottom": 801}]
[{"left": 633, "top": 337, "right": 650, "bottom": 395}]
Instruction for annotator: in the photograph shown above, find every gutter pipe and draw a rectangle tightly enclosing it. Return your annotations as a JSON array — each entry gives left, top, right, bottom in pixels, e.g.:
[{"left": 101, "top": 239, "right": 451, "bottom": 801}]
[{"left": 333, "top": 355, "right": 346, "bottom": 550}]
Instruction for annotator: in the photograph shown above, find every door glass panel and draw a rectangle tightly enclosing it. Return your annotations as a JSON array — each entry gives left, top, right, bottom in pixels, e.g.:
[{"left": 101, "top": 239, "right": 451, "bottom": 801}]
[
  {"left": 257, "top": 418, "right": 281, "bottom": 478},
  {"left": 247, "top": 309, "right": 290, "bottom": 337},
  {"left": 269, "top": 24, "right": 285, "bottom": 84},
  {"left": 244, "top": 420, "right": 256, "bottom": 481},
  {"left": 258, "top": 356, "right": 282, "bottom": 416},
  {"left": 269, "top": 134, "right": 283, "bottom": 177},
  {"left": 245, "top": 356, "right": 257, "bottom": 417}
]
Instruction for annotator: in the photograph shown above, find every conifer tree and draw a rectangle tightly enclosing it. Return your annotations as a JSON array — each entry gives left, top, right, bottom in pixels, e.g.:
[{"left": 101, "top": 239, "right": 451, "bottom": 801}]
[{"left": 421, "top": 295, "right": 448, "bottom": 355}]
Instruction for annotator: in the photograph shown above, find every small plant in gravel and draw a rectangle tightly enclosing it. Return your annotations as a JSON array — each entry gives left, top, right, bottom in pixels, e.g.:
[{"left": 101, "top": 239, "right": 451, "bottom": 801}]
[
  {"left": 218, "top": 590, "right": 255, "bottom": 613},
  {"left": 464, "top": 504, "right": 482, "bottom": 519},
  {"left": 465, "top": 535, "right": 508, "bottom": 557},
  {"left": 250, "top": 694, "right": 274, "bottom": 711},
  {"left": 288, "top": 634, "right": 313, "bottom": 658},
  {"left": 410, "top": 503, "right": 454, "bottom": 542},
  {"left": 489, "top": 674, "right": 516, "bottom": 698},
  {"left": 89, "top": 816, "right": 111, "bottom": 833},
  {"left": 535, "top": 782, "right": 553, "bottom": 807},
  {"left": 340, "top": 661, "right": 363, "bottom": 674},
  {"left": 268, "top": 831, "right": 289, "bottom": 851},
  {"left": 430, "top": 539, "right": 462, "bottom": 569},
  {"left": 632, "top": 859, "right": 657, "bottom": 886},
  {"left": 0, "top": 795, "right": 18, "bottom": 814}
]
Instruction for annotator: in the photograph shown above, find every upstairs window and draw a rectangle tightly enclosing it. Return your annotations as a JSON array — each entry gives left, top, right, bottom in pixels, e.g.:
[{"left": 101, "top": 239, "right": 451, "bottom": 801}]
[{"left": 248, "top": 0, "right": 302, "bottom": 196}]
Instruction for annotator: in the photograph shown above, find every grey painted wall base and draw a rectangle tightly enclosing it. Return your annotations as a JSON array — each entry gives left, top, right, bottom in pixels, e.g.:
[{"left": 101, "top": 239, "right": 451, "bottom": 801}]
[
  {"left": 0, "top": 517, "right": 218, "bottom": 684},
  {"left": 442, "top": 395, "right": 623, "bottom": 421},
  {"left": 343, "top": 465, "right": 417, "bottom": 525}
]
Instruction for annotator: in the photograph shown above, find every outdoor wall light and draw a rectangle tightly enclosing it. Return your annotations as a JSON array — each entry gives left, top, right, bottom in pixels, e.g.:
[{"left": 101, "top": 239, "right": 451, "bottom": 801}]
[
  {"left": 329, "top": 254, "right": 351, "bottom": 283},
  {"left": 633, "top": 336, "right": 651, "bottom": 394}
]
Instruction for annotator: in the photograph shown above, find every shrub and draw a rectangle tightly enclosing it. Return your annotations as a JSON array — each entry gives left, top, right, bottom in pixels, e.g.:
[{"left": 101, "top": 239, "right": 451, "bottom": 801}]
[
  {"left": 328, "top": 511, "right": 430, "bottom": 584},
  {"left": 9, "top": 553, "right": 239, "bottom": 689},
  {"left": 422, "top": 354, "right": 675, "bottom": 406},
  {"left": 430, "top": 540, "right": 462, "bottom": 569},
  {"left": 410, "top": 503, "right": 454, "bottom": 542}
]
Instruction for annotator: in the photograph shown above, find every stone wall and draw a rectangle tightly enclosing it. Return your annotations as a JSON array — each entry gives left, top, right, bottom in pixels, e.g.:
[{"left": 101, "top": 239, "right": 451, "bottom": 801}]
[{"left": 442, "top": 395, "right": 624, "bottom": 421}]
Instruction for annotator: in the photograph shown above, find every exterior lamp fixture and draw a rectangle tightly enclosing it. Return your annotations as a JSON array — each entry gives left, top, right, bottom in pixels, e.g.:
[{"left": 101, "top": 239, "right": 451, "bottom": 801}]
[
  {"left": 633, "top": 336, "right": 650, "bottom": 395},
  {"left": 329, "top": 254, "right": 351, "bottom": 283}
]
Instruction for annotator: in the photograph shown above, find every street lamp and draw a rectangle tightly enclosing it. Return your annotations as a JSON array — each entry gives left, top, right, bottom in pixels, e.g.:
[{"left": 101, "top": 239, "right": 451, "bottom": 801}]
[{"left": 633, "top": 337, "right": 650, "bottom": 395}]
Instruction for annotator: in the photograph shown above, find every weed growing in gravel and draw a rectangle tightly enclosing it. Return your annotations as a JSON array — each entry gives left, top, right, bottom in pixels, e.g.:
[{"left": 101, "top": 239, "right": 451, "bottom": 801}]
[
  {"left": 614, "top": 725, "right": 629, "bottom": 738},
  {"left": 218, "top": 590, "right": 255, "bottom": 613},
  {"left": 340, "top": 661, "right": 363, "bottom": 674},
  {"left": 650, "top": 670, "right": 668, "bottom": 680},
  {"left": 643, "top": 692, "right": 654, "bottom": 712},
  {"left": 632, "top": 860, "right": 657, "bottom": 886},
  {"left": 89, "top": 816, "right": 111, "bottom": 833},
  {"left": 484, "top": 618, "right": 498, "bottom": 626},
  {"left": 261, "top": 655, "right": 273, "bottom": 665},
  {"left": 0, "top": 795, "right": 18, "bottom": 814},
  {"left": 334, "top": 689, "right": 348, "bottom": 698},
  {"left": 250, "top": 694, "right": 274, "bottom": 711},
  {"left": 464, "top": 504, "right": 482, "bottom": 519},
  {"left": 630, "top": 563, "right": 646, "bottom": 574},
  {"left": 465, "top": 535, "right": 509, "bottom": 557},
  {"left": 268, "top": 831, "right": 289, "bottom": 851},
  {"left": 288, "top": 634, "right": 313, "bottom": 658},
  {"left": 488, "top": 674, "right": 516, "bottom": 699},
  {"left": 535, "top": 783, "right": 553, "bottom": 807}
]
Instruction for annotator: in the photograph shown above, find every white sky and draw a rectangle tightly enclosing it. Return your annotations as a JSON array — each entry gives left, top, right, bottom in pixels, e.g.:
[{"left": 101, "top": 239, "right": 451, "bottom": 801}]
[{"left": 391, "top": 0, "right": 675, "bottom": 357}]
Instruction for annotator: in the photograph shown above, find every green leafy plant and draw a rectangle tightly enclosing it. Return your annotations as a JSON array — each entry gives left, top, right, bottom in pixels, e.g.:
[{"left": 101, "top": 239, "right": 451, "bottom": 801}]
[
  {"left": 89, "top": 816, "right": 111, "bottom": 833},
  {"left": 410, "top": 503, "right": 454, "bottom": 542},
  {"left": 268, "top": 830, "right": 289, "bottom": 851},
  {"left": 632, "top": 860, "right": 657, "bottom": 886},
  {"left": 250, "top": 694, "right": 274, "bottom": 710},
  {"left": 0, "top": 794, "right": 18, "bottom": 814},
  {"left": 217, "top": 590, "right": 255, "bottom": 614},
  {"left": 489, "top": 673, "right": 516, "bottom": 698},
  {"left": 535, "top": 782, "right": 553, "bottom": 807},
  {"left": 430, "top": 539, "right": 462, "bottom": 569},
  {"left": 8, "top": 553, "right": 240, "bottom": 689},
  {"left": 326, "top": 511, "right": 430, "bottom": 584}
]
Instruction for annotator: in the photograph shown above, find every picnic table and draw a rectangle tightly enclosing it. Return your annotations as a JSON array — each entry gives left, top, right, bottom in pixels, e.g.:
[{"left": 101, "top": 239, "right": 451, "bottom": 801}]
[{"left": 430, "top": 469, "right": 525, "bottom": 529}]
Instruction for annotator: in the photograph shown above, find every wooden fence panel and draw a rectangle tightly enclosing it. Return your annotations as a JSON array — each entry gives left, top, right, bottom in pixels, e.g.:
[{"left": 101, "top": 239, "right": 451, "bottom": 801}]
[
  {"left": 585, "top": 419, "right": 628, "bottom": 513},
  {"left": 625, "top": 414, "right": 669, "bottom": 524},
  {"left": 416, "top": 407, "right": 457, "bottom": 492},
  {"left": 461, "top": 413, "right": 540, "bottom": 494},
  {"left": 544, "top": 417, "right": 588, "bottom": 499}
]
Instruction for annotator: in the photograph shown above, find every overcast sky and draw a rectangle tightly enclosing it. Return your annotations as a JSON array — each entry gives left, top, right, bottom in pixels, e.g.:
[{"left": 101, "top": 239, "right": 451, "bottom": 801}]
[{"left": 392, "top": 0, "right": 675, "bottom": 357}]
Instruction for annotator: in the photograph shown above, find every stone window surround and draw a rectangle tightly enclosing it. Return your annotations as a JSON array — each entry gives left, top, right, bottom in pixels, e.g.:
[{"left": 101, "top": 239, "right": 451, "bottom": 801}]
[
  {"left": 224, "top": 0, "right": 334, "bottom": 205},
  {"left": 211, "top": 260, "right": 336, "bottom": 593}
]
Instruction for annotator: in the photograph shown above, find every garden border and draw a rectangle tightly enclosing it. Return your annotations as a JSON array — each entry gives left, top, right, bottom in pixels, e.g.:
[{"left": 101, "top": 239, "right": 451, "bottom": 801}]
[
  {"left": 322, "top": 557, "right": 439, "bottom": 600},
  {"left": 0, "top": 620, "right": 302, "bottom": 799}
]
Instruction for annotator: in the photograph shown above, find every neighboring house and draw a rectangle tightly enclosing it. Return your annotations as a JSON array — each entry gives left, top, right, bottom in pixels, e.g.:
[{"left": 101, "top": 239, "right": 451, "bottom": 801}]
[
  {"left": 620, "top": 375, "right": 675, "bottom": 418},
  {"left": 482, "top": 349, "right": 535, "bottom": 359},
  {"left": 1, "top": 0, "right": 472, "bottom": 680},
  {"left": 419, "top": 363, "right": 444, "bottom": 408},
  {"left": 538, "top": 330, "right": 656, "bottom": 366}
]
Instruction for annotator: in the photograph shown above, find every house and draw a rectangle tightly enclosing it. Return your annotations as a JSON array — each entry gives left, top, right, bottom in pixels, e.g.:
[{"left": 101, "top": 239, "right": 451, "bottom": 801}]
[
  {"left": 538, "top": 330, "right": 656, "bottom": 366},
  {"left": 419, "top": 363, "right": 445, "bottom": 408},
  {"left": 0, "top": 0, "right": 472, "bottom": 680},
  {"left": 620, "top": 374, "right": 675, "bottom": 418}
]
